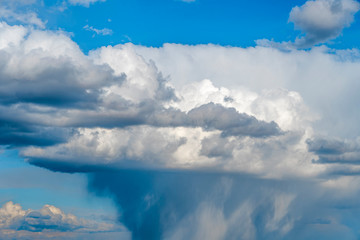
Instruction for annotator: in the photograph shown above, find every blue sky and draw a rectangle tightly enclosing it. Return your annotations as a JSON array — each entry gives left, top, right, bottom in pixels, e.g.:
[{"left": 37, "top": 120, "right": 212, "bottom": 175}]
[
  {"left": 13, "top": 0, "right": 360, "bottom": 51},
  {"left": 1, "top": 0, "right": 360, "bottom": 239}
]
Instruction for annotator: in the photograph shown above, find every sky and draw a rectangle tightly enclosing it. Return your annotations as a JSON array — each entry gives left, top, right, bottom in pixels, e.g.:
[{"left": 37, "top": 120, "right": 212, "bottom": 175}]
[{"left": 0, "top": 0, "right": 360, "bottom": 239}]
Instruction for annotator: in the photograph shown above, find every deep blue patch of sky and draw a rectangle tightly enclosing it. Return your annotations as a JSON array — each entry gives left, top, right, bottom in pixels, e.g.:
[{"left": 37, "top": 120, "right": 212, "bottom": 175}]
[{"left": 37, "top": 0, "right": 360, "bottom": 53}]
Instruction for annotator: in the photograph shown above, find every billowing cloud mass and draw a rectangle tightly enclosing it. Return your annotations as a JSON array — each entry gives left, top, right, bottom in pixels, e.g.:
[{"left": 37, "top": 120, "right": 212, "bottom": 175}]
[
  {"left": 0, "top": 20, "right": 359, "bottom": 178},
  {"left": 1, "top": 2, "right": 360, "bottom": 237},
  {"left": 0, "top": 201, "right": 127, "bottom": 239},
  {"left": 289, "top": 0, "right": 360, "bottom": 47}
]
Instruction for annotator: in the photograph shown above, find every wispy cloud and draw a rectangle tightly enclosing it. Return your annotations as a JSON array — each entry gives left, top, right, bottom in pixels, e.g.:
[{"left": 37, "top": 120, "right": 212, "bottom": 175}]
[
  {"left": 83, "top": 24, "right": 113, "bottom": 36},
  {"left": 0, "top": 7, "right": 45, "bottom": 28},
  {"left": 68, "top": 0, "right": 106, "bottom": 7}
]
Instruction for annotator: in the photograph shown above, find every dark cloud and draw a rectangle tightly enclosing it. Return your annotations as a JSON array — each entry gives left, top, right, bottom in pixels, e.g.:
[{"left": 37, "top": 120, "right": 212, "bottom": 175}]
[
  {"left": 0, "top": 125, "right": 72, "bottom": 147},
  {"left": 88, "top": 170, "right": 297, "bottom": 240},
  {"left": 308, "top": 137, "right": 360, "bottom": 165},
  {"left": 0, "top": 50, "right": 122, "bottom": 108},
  {"left": 200, "top": 135, "right": 235, "bottom": 159},
  {"left": 88, "top": 169, "right": 360, "bottom": 240},
  {"left": 148, "top": 103, "right": 281, "bottom": 138},
  {"left": 307, "top": 138, "right": 349, "bottom": 155},
  {"left": 187, "top": 103, "right": 281, "bottom": 137}
]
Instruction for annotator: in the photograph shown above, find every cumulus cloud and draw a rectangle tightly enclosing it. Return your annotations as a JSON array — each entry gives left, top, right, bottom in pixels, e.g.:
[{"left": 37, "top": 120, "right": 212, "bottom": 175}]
[
  {"left": 0, "top": 22, "right": 342, "bottom": 179},
  {"left": 0, "top": 201, "right": 125, "bottom": 239},
  {"left": 289, "top": 0, "right": 360, "bottom": 47},
  {"left": 0, "top": 21, "right": 358, "bottom": 180},
  {"left": 134, "top": 44, "right": 360, "bottom": 138},
  {"left": 0, "top": 23, "right": 292, "bottom": 178},
  {"left": 1, "top": 18, "right": 360, "bottom": 239}
]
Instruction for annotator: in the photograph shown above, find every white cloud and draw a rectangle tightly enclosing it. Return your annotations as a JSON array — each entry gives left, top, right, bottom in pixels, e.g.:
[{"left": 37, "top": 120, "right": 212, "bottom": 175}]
[
  {"left": 83, "top": 24, "right": 113, "bottom": 36},
  {"left": 68, "top": 0, "right": 106, "bottom": 7},
  {"left": 133, "top": 44, "right": 360, "bottom": 138},
  {"left": 0, "top": 0, "right": 39, "bottom": 6},
  {"left": 0, "top": 7, "right": 45, "bottom": 28},
  {"left": 1, "top": 14, "right": 360, "bottom": 239},
  {"left": 0, "top": 201, "right": 125, "bottom": 239},
  {"left": 289, "top": 0, "right": 360, "bottom": 47},
  {"left": 0, "top": 22, "right": 359, "bottom": 180}
]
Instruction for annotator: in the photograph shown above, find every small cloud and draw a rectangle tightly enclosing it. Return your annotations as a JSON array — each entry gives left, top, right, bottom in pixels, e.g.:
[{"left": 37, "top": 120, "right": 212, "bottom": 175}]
[
  {"left": 178, "top": 0, "right": 196, "bottom": 2},
  {"left": 68, "top": 0, "right": 106, "bottom": 7},
  {"left": 83, "top": 24, "right": 113, "bottom": 36},
  {"left": 0, "top": 201, "right": 121, "bottom": 236},
  {"left": 307, "top": 137, "right": 360, "bottom": 169},
  {"left": 289, "top": 0, "right": 360, "bottom": 48}
]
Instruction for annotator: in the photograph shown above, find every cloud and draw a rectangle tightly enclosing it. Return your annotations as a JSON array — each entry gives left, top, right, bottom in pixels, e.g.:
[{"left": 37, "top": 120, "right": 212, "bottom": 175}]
[
  {"left": 0, "top": 23, "right": 289, "bottom": 177},
  {"left": 133, "top": 44, "right": 360, "bottom": 138},
  {"left": 0, "top": 23, "right": 329, "bottom": 178},
  {"left": 88, "top": 171, "right": 299, "bottom": 239},
  {"left": 0, "top": 7, "right": 45, "bottom": 28},
  {"left": 2, "top": 19, "right": 360, "bottom": 239},
  {"left": 68, "top": 0, "right": 106, "bottom": 7},
  {"left": 308, "top": 137, "right": 360, "bottom": 169},
  {"left": 88, "top": 169, "right": 360, "bottom": 239},
  {"left": 83, "top": 25, "right": 113, "bottom": 36},
  {"left": 289, "top": 0, "right": 360, "bottom": 47},
  {"left": 0, "top": 201, "right": 126, "bottom": 239},
  {"left": 1, "top": 21, "right": 359, "bottom": 180}
]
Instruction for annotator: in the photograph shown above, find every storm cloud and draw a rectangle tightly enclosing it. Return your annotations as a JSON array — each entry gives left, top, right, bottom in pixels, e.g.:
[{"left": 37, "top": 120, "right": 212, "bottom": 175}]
[{"left": 1, "top": 5, "right": 360, "bottom": 238}]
